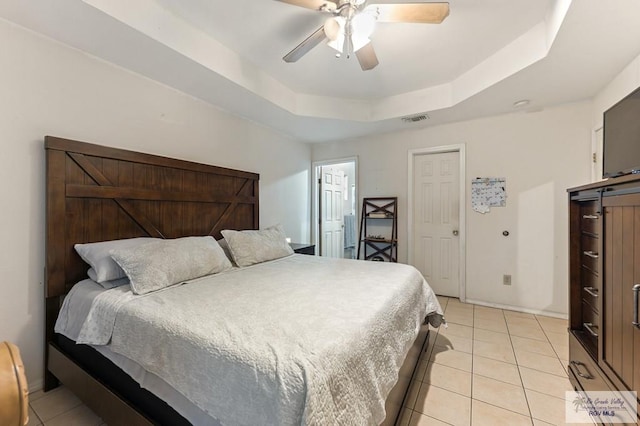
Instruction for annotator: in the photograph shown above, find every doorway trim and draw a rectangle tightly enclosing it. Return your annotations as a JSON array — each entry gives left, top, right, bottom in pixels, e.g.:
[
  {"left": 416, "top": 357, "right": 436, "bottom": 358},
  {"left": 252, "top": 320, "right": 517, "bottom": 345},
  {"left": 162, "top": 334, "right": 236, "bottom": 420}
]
[
  {"left": 591, "top": 125, "right": 603, "bottom": 182},
  {"left": 311, "top": 157, "right": 359, "bottom": 254},
  {"left": 408, "top": 145, "right": 466, "bottom": 302}
]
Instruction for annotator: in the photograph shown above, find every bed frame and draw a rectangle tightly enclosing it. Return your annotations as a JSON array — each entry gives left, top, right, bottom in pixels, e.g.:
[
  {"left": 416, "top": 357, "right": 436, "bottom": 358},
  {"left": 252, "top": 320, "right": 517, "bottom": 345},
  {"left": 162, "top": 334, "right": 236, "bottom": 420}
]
[{"left": 44, "top": 136, "right": 428, "bottom": 425}]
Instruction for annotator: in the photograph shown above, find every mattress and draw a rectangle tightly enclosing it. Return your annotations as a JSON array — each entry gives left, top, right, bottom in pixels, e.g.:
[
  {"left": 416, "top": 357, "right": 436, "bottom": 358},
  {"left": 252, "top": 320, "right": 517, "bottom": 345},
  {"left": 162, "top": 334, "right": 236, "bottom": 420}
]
[
  {"left": 55, "top": 279, "right": 216, "bottom": 424},
  {"left": 56, "top": 254, "right": 443, "bottom": 425}
]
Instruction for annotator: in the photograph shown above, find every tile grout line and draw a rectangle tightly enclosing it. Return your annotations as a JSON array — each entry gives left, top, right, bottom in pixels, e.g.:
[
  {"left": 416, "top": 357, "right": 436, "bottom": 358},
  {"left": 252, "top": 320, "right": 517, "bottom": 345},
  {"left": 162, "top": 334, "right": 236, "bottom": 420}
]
[
  {"left": 534, "top": 314, "right": 573, "bottom": 417},
  {"left": 536, "top": 314, "right": 570, "bottom": 373},
  {"left": 30, "top": 390, "right": 85, "bottom": 426},
  {"left": 470, "top": 307, "right": 537, "bottom": 423},
  {"left": 412, "top": 297, "right": 467, "bottom": 425},
  {"left": 414, "top": 298, "right": 571, "bottom": 425},
  {"left": 28, "top": 402, "right": 44, "bottom": 425},
  {"left": 504, "top": 308, "right": 536, "bottom": 425},
  {"left": 469, "top": 305, "right": 553, "bottom": 423},
  {"left": 405, "top": 296, "right": 448, "bottom": 425}
]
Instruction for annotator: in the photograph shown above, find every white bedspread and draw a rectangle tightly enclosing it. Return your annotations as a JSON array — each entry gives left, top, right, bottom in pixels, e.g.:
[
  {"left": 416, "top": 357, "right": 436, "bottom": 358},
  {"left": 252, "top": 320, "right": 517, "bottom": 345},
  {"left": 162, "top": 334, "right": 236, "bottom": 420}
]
[{"left": 69, "top": 255, "right": 443, "bottom": 425}]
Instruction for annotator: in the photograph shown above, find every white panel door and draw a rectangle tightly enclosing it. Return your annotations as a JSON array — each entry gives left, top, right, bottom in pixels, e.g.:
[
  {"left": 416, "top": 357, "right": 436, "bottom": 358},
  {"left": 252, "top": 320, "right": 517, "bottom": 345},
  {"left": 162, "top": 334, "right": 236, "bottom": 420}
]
[
  {"left": 320, "top": 167, "right": 344, "bottom": 258},
  {"left": 413, "top": 152, "right": 460, "bottom": 297}
]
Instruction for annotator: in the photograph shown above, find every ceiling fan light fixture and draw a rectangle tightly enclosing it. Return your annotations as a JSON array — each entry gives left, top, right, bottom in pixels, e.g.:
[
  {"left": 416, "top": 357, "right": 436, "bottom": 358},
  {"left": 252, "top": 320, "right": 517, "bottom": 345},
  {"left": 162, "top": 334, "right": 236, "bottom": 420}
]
[
  {"left": 325, "top": 16, "right": 347, "bottom": 52},
  {"left": 278, "top": 0, "right": 448, "bottom": 70},
  {"left": 327, "top": 35, "right": 346, "bottom": 53},
  {"left": 351, "top": 34, "right": 370, "bottom": 52},
  {"left": 325, "top": 12, "right": 376, "bottom": 54},
  {"left": 323, "top": 16, "right": 343, "bottom": 41},
  {"left": 352, "top": 10, "right": 377, "bottom": 38},
  {"left": 351, "top": 11, "right": 377, "bottom": 52}
]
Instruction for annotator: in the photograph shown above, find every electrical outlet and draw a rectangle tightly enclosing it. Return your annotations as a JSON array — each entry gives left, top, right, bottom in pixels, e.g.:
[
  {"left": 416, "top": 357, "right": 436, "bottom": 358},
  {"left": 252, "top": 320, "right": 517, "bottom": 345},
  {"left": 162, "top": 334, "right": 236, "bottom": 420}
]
[{"left": 503, "top": 274, "right": 512, "bottom": 286}]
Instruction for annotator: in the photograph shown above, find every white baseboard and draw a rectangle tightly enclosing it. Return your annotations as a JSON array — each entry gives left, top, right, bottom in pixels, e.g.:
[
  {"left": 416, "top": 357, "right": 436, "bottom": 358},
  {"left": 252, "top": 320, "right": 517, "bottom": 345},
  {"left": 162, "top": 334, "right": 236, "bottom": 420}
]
[
  {"left": 463, "top": 298, "right": 568, "bottom": 319},
  {"left": 28, "top": 379, "right": 43, "bottom": 394}
]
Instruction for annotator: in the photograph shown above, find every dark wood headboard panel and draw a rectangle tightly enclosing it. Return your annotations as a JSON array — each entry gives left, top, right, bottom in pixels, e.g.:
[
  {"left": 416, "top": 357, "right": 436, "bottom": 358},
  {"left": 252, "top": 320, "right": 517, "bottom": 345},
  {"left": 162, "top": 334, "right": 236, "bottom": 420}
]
[{"left": 44, "top": 136, "right": 259, "bottom": 387}]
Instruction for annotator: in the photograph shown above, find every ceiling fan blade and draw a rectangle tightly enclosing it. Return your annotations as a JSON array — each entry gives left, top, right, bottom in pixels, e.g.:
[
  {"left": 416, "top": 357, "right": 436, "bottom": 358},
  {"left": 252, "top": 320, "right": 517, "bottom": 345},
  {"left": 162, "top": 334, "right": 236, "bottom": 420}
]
[
  {"left": 283, "top": 26, "right": 327, "bottom": 63},
  {"left": 368, "top": 2, "right": 450, "bottom": 24},
  {"left": 274, "top": 0, "right": 338, "bottom": 12},
  {"left": 356, "top": 43, "right": 379, "bottom": 71}
]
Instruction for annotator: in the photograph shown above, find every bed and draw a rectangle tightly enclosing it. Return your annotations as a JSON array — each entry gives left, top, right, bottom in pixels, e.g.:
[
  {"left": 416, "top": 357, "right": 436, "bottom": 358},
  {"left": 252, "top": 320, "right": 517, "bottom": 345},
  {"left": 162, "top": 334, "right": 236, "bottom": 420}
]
[{"left": 44, "top": 136, "right": 443, "bottom": 425}]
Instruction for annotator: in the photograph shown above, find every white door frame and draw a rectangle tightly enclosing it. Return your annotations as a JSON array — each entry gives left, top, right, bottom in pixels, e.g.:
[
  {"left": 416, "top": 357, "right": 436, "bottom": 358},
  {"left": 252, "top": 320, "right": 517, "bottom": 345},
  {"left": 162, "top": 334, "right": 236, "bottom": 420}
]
[
  {"left": 311, "top": 157, "right": 359, "bottom": 253},
  {"left": 592, "top": 125, "right": 603, "bottom": 182},
  {"left": 408, "top": 145, "right": 466, "bottom": 302}
]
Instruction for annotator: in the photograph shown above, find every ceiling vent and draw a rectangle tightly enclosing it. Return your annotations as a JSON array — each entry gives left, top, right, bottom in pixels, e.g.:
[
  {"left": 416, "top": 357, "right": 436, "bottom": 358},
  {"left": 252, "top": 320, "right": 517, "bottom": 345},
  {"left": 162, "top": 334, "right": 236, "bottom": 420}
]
[{"left": 401, "top": 114, "right": 429, "bottom": 123}]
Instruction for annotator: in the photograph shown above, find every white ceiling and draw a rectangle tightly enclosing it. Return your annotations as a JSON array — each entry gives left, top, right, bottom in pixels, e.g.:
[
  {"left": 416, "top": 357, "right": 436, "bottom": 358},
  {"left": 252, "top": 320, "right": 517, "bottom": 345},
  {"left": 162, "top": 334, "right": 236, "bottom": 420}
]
[{"left": 2, "top": 0, "right": 640, "bottom": 142}]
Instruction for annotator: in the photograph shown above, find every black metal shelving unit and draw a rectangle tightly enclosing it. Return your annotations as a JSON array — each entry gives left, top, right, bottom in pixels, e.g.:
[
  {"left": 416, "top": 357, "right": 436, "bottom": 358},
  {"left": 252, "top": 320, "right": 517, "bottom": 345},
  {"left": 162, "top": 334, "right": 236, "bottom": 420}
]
[{"left": 357, "top": 197, "right": 397, "bottom": 262}]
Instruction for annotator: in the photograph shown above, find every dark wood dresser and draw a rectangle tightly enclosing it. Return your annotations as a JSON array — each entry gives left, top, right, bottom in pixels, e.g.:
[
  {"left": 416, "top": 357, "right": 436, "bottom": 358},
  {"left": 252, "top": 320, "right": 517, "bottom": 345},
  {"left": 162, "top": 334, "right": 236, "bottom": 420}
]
[{"left": 568, "top": 175, "right": 640, "bottom": 424}]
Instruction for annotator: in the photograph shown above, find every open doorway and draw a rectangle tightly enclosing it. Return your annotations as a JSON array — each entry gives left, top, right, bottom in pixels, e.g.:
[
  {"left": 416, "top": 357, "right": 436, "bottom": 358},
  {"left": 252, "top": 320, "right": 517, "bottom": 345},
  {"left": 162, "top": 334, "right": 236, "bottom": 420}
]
[{"left": 312, "top": 158, "right": 358, "bottom": 258}]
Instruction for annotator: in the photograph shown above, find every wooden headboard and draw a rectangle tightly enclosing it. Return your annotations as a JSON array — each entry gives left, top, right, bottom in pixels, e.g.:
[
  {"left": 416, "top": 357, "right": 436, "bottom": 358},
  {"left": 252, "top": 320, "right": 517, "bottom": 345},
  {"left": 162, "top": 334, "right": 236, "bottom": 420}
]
[{"left": 44, "top": 136, "right": 259, "bottom": 387}]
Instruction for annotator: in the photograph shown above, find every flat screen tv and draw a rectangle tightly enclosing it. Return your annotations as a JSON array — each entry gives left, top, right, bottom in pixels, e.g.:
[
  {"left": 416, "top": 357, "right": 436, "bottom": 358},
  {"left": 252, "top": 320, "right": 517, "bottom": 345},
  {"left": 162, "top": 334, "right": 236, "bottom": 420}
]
[{"left": 603, "top": 86, "right": 640, "bottom": 178}]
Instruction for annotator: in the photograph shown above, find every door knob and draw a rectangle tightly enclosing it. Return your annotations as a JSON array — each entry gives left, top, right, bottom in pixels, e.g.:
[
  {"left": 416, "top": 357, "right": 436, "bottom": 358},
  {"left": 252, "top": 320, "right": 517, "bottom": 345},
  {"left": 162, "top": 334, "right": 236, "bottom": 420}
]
[{"left": 452, "top": 230, "right": 459, "bottom": 236}]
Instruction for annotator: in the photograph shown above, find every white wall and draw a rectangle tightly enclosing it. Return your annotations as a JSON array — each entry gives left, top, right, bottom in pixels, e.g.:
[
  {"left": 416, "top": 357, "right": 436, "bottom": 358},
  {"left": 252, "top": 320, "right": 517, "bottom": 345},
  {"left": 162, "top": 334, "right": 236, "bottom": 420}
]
[
  {"left": 0, "top": 18, "right": 310, "bottom": 391},
  {"left": 313, "top": 102, "right": 593, "bottom": 316},
  {"left": 593, "top": 54, "right": 640, "bottom": 128},
  {"left": 591, "top": 52, "right": 640, "bottom": 180}
]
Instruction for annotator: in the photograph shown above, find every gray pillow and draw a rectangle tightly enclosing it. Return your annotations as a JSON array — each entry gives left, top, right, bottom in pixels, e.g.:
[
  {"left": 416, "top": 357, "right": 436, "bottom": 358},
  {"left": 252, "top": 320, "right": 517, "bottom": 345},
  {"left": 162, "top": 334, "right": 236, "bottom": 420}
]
[
  {"left": 110, "top": 236, "right": 232, "bottom": 295},
  {"left": 87, "top": 268, "right": 130, "bottom": 289},
  {"left": 221, "top": 224, "right": 294, "bottom": 267},
  {"left": 75, "top": 237, "right": 157, "bottom": 282}
]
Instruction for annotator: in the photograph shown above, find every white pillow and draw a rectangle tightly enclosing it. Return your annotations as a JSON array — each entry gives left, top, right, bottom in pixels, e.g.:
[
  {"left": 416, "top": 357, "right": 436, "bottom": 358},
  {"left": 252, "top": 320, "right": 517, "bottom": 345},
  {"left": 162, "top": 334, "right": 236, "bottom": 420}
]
[
  {"left": 75, "top": 238, "right": 157, "bottom": 283},
  {"left": 216, "top": 238, "right": 237, "bottom": 266},
  {"left": 87, "top": 268, "right": 130, "bottom": 289},
  {"left": 110, "top": 236, "right": 233, "bottom": 295},
  {"left": 221, "top": 224, "right": 294, "bottom": 267}
]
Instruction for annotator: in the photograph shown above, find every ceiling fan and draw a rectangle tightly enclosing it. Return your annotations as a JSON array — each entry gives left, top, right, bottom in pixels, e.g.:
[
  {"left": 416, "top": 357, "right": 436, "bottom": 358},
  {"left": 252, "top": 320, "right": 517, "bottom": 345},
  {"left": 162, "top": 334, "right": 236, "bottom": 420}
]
[{"left": 277, "top": 0, "right": 449, "bottom": 71}]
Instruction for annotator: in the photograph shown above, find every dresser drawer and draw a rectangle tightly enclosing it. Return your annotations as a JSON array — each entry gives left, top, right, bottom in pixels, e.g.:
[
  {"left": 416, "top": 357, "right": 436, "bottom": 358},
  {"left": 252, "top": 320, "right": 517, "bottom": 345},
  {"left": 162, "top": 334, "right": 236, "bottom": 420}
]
[
  {"left": 569, "top": 332, "right": 610, "bottom": 393},
  {"left": 582, "top": 302, "right": 598, "bottom": 330},
  {"left": 581, "top": 302, "right": 599, "bottom": 351},
  {"left": 568, "top": 338, "right": 620, "bottom": 426},
  {"left": 580, "top": 202, "right": 599, "bottom": 235},
  {"left": 581, "top": 267, "right": 599, "bottom": 292},
  {"left": 581, "top": 269, "right": 599, "bottom": 312},
  {"left": 581, "top": 234, "right": 599, "bottom": 273}
]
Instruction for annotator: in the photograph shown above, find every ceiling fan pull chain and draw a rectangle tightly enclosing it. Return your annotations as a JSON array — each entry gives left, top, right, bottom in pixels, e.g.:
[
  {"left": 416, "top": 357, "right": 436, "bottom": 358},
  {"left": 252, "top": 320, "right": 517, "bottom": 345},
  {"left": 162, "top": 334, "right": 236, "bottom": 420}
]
[{"left": 344, "top": 20, "right": 353, "bottom": 58}]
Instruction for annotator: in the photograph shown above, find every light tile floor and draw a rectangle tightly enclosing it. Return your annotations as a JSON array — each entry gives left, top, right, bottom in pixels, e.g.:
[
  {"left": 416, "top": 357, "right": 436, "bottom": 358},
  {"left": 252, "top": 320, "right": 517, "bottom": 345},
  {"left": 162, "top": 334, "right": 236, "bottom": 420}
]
[
  {"left": 27, "top": 297, "right": 573, "bottom": 426},
  {"left": 399, "top": 296, "right": 576, "bottom": 426},
  {"left": 27, "top": 386, "right": 104, "bottom": 426}
]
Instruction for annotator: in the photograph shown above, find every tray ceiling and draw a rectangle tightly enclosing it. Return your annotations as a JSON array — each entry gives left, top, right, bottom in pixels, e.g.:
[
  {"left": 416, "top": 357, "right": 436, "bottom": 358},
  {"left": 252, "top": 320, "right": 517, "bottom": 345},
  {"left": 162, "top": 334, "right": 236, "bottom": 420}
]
[{"left": 2, "top": 0, "right": 640, "bottom": 142}]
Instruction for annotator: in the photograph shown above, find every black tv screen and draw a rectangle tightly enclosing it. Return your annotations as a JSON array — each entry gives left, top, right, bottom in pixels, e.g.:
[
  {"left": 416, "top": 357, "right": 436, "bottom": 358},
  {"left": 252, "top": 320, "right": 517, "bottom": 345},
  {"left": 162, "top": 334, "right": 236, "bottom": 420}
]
[{"left": 603, "top": 86, "right": 640, "bottom": 178}]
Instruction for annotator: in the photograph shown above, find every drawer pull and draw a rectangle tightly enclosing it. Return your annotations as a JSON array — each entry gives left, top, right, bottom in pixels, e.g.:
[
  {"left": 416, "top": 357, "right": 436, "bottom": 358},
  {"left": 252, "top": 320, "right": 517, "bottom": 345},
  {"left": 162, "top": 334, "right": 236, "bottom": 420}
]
[
  {"left": 583, "top": 322, "right": 598, "bottom": 338},
  {"left": 583, "top": 287, "right": 599, "bottom": 298},
  {"left": 633, "top": 284, "right": 640, "bottom": 328},
  {"left": 583, "top": 251, "right": 599, "bottom": 259},
  {"left": 582, "top": 214, "right": 598, "bottom": 220},
  {"left": 570, "top": 360, "right": 594, "bottom": 380}
]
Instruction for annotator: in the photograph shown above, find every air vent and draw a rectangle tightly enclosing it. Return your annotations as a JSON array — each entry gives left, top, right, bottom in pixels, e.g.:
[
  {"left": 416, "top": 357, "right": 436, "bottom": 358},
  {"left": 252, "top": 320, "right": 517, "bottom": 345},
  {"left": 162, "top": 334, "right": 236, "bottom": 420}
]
[{"left": 401, "top": 114, "right": 429, "bottom": 123}]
